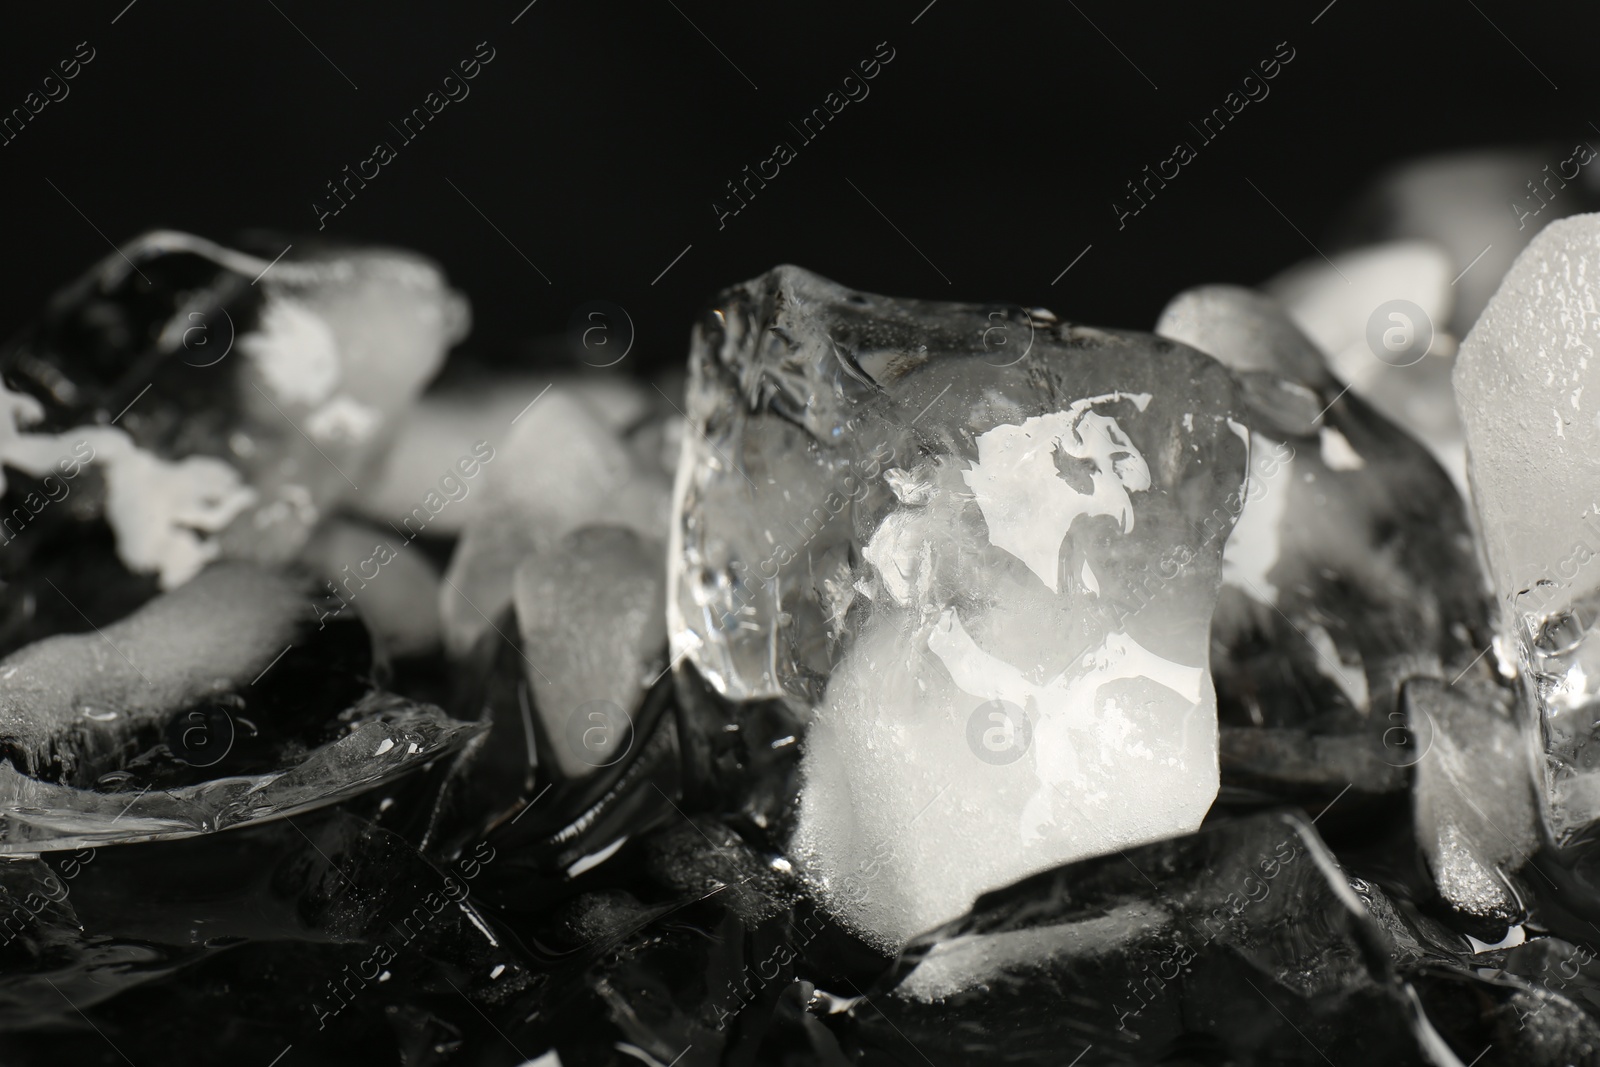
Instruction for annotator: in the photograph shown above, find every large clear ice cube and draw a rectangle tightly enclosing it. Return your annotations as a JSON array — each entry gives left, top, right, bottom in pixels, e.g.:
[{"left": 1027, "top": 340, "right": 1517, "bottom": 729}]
[{"left": 669, "top": 266, "right": 1248, "bottom": 948}]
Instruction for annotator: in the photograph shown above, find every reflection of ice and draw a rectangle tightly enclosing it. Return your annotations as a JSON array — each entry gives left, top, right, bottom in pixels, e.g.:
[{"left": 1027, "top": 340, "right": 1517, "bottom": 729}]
[
  {"left": 962, "top": 394, "right": 1152, "bottom": 592},
  {"left": 929, "top": 606, "right": 1203, "bottom": 842}
]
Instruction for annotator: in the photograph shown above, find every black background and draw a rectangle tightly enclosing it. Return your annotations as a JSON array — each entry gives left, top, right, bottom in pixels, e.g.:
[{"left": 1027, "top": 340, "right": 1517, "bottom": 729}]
[{"left": 1, "top": 0, "right": 1594, "bottom": 371}]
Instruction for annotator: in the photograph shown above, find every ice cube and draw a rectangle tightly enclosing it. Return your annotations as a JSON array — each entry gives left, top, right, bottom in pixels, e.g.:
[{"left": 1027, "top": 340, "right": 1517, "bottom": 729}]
[
  {"left": 0, "top": 695, "right": 479, "bottom": 852},
  {"left": 512, "top": 525, "right": 667, "bottom": 779},
  {"left": 0, "top": 562, "right": 312, "bottom": 781},
  {"left": 440, "top": 389, "right": 670, "bottom": 658},
  {"left": 0, "top": 559, "right": 480, "bottom": 850},
  {"left": 1157, "top": 285, "right": 1490, "bottom": 801},
  {"left": 1406, "top": 678, "right": 1536, "bottom": 931},
  {"left": 670, "top": 266, "right": 1248, "bottom": 949},
  {"left": 1454, "top": 212, "right": 1600, "bottom": 842}
]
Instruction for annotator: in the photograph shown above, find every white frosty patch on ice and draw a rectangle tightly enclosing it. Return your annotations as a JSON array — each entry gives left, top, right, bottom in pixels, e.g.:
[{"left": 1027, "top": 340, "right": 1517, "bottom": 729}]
[
  {"left": 1222, "top": 434, "right": 1290, "bottom": 604},
  {"left": 306, "top": 394, "right": 379, "bottom": 443},
  {"left": 884, "top": 467, "right": 933, "bottom": 506},
  {"left": 963, "top": 394, "right": 1152, "bottom": 592},
  {"left": 0, "top": 383, "right": 254, "bottom": 588},
  {"left": 1080, "top": 560, "right": 1099, "bottom": 595},
  {"left": 1319, "top": 426, "right": 1365, "bottom": 470},
  {"left": 928, "top": 607, "right": 1203, "bottom": 717},
  {"left": 898, "top": 901, "right": 1166, "bottom": 1002},
  {"left": 103, "top": 447, "right": 256, "bottom": 587},
  {"left": 242, "top": 298, "right": 341, "bottom": 405},
  {"left": 862, "top": 509, "right": 933, "bottom": 606},
  {"left": 928, "top": 607, "right": 1204, "bottom": 848}
]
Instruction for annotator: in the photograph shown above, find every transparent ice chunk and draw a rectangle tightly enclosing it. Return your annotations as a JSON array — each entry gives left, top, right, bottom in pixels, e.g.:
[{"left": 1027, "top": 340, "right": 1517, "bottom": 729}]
[
  {"left": 857, "top": 811, "right": 1447, "bottom": 1062},
  {"left": 669, "top": 266, "right": 1248, "bottom": 948},
  {"left": 1159, "top": 284, "right": 1490, "bottom": 802},
  {"left": 0, "top": 697, "right": 479, "bottom": 853}
]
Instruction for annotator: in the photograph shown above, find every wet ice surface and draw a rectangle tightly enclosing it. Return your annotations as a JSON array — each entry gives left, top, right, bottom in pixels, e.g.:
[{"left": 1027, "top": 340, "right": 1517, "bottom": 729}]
[
  {"left": 670, "top": 266, "right": 1247, "bottom": 949},
  {"left": 0, "top": 562, "right": 479, "bottom": 851},
  {"left": 0, "top": 807, "right": 530, "bottom": 1054},
  {"left": 0, "top": 696, "right": 478, "bottom": 852},
  {"left": 1454, "top": 213, "right": 1600, "bottom": 843},
  {"left": 512, "top": 524, "right": 667, "bottom": 778},
  {"left": 1158, "top": 284, "right": 1490, "bottom": 803},
  {"left": 849, "top": 811, "right": 1600, "bottom": 1067},
  {"left": 1407, "top": 678, "right": 1537, "bottom": 930}
]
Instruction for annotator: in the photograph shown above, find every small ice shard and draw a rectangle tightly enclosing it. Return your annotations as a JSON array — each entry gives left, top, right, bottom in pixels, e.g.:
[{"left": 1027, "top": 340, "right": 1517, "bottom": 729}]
[
  {"left": 508, "top": 818, "right": 804, "bottom": 1063},
  {"left": 1454, "top": 213, "right": 1600, "bottom": 843},
  {"left": 1406, "top": 678, "right": 1536, "bottom": 932},
  {"left": 0, "top": 230, "right": 467, "bottom": 586},
  {"left": 0, "top": 560, "right": 480, "bottom": 850},
  {"left": 670, "top": 266, "right": 1247, "bottom": 949},
  {"left": 512, "top": 525, "right": 667, "bottom": 778},
  {"left": 1265, "top": 240, "right": 1468, "bottom": 489},
  {"left": 1158, "top": 285, "right": 1490, "bottom": 800},
  {"left": 440, "top": 389, "right": 670, "bottom": 657}
]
